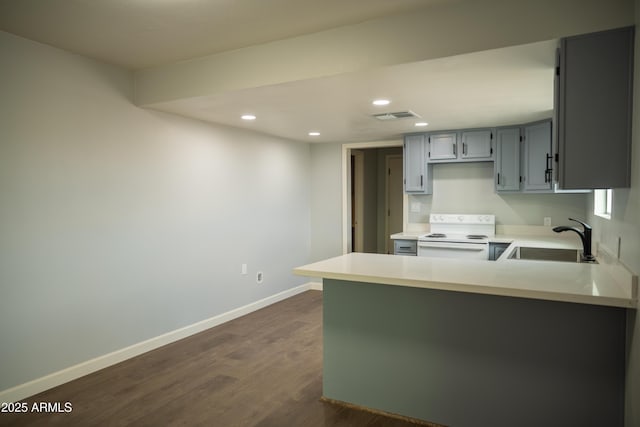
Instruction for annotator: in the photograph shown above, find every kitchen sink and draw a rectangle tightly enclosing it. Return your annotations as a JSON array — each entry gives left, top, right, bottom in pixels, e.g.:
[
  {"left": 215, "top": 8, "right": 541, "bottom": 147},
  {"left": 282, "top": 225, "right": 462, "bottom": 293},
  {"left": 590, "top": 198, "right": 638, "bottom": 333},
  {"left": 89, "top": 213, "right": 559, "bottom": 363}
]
[{"left": 508, "top": 246, "right": 598, "bottom": 263}]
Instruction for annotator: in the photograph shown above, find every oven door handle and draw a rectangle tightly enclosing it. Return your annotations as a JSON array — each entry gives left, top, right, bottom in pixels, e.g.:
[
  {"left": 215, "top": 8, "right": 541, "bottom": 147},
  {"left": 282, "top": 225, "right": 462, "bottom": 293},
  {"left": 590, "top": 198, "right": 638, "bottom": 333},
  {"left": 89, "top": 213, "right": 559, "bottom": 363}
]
[{"left": 418, "top": 242, "right": 486, "bottom": 251}]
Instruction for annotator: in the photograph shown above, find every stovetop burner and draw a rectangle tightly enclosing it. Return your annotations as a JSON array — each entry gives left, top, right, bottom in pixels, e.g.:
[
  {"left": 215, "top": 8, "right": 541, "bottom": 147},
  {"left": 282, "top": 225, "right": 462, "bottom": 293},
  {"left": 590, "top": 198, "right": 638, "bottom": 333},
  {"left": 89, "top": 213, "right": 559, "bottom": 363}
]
[{"left": 466, "top": 234, "right": 488, "bottom": 239}]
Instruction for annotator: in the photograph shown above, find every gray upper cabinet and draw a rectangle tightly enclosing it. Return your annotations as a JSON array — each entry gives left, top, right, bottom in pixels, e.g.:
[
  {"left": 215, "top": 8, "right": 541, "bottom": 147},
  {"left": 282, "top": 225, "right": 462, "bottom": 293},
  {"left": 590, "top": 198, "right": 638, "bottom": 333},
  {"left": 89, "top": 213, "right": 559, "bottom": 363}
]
[
  {"left": 495, "top": 127, "right": 521, "bottom": 192},
  {"left": 556, "top": 26, "right": 634, "bottom": 189},
  {"left": 427, "top": 129, "right": 493, "bottom": 163},
  {"left": 404, "top": 135, "right": 433, "bottom": 194},
  {"left": 522, "top": 121, "right": 553, "bottom": 192},
  {"left": 461, "top": 129, "right": 493, "bottom": 160},
  {"left": 427, "top": 132, "right": 457, "bottom": 161}
]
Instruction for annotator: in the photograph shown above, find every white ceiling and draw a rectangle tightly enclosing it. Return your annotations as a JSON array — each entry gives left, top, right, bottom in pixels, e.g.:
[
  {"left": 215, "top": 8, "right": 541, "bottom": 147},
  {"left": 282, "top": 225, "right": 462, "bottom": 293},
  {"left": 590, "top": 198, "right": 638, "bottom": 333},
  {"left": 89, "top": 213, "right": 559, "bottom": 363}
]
[
  {"left": 152, "top": 40, "right": 556, "bottom": 142},
  {"left": 0, "top": 0, "right": 557, "bottom": 143},
  {"left": 0, "top": 0, "right": 445, "bottom": 69}
]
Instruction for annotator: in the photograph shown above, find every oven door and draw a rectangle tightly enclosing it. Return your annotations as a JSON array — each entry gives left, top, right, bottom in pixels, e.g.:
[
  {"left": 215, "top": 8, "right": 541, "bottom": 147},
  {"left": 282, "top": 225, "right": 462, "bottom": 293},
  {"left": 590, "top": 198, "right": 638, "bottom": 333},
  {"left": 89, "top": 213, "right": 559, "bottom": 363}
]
[{"left": 417, "top": 241, "right": 489, "bottom": 260}]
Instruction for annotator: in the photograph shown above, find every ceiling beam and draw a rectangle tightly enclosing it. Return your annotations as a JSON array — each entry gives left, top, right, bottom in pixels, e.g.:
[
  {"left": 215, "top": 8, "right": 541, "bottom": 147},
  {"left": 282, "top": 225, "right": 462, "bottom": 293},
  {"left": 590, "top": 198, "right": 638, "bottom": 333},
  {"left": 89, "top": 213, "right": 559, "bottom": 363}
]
[{"left": 134, "top": 0, "right": 634, "bottom": 106}]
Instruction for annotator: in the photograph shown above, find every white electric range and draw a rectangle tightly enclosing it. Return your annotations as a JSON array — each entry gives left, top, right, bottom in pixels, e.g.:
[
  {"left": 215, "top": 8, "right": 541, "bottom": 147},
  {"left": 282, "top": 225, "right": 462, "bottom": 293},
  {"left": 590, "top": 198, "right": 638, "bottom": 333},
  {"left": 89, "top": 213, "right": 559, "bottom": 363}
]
[{"left": 418, "top": 214, "right": 496, "bottom": 260}]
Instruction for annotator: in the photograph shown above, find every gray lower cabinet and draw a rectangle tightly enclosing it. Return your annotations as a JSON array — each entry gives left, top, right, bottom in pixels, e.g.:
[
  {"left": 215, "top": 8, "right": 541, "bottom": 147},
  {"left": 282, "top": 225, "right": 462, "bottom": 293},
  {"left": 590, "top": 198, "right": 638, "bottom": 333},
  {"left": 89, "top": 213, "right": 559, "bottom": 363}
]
[
  {"left": 522, "top": 121, "right": 552, "bottom": 192},
  {"left": 556, "top": 26, "right": 634, "bottom": 189},
  {"left": 488, "top": 242, "right": 510, "bottom": 260},
  {"left": 394, "top": 239, "right": 417, "bottom": 256},
  {"left": 403, "top": 135, "right": 433, "bottom": 194},
  {"left": 495, "top": 127, "right": 521, "bottom": 192}
]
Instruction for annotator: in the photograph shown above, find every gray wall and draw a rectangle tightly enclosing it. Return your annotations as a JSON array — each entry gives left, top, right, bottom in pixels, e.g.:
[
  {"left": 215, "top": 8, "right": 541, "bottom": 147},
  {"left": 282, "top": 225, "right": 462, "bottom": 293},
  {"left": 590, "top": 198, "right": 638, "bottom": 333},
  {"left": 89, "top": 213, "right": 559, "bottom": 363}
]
[
  {"left": 409, "top": 162, "right": 588, "bottom": 227},
  {"left": 0, "top": 31, "right": 311, "bottom": 391},
  {"left": 309, "top": 143, "right": 343, "bottom": 261}
]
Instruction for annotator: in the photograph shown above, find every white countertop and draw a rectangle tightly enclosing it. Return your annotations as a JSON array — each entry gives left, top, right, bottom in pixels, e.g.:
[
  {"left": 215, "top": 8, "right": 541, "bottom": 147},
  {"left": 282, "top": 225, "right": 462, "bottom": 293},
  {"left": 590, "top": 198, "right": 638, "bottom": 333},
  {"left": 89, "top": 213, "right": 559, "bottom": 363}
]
[
  {"left": 391, "top": 232, "right": 583, "bottom": 247},
  {"left": 294, "top": 241, "right": 638, "bottom": 308},
  {"left": 390, "top": 232, "right": 423, "bottom": 240}
]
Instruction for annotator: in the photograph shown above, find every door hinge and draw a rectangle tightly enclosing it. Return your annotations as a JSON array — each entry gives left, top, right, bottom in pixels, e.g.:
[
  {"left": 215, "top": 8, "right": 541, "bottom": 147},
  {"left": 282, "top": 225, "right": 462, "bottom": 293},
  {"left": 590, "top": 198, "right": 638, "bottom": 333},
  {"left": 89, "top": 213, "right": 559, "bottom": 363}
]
[
  {"left": 388, "top": 209, "right": 391, "bottom": 216},
  {"left": 520, "top": 136, "right": 523, "bottom": 142},
  {"left": 388, "top": 168, "right": 391, "bottom": 176},
  {"left": 490, "top": 148, "right": 493, "bottom": 155},
  {"left": 555, "top": 153, "right": 559, "bottom": 162}
]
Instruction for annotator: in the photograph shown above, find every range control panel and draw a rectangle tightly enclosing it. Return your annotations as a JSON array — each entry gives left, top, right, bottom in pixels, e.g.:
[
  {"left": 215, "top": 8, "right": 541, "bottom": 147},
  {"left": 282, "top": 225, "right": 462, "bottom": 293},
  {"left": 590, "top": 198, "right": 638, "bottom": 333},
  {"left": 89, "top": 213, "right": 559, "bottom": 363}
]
[{"left": 429, "top": 214, "right": 495, "bottom": 225}]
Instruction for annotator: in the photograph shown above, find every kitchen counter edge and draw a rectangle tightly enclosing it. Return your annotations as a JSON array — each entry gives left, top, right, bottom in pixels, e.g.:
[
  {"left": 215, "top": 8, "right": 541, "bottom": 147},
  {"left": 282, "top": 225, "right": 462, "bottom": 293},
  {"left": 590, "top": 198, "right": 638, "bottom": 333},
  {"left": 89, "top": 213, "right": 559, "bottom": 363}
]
[{"left": 294, "top": 252, "right": 638, "bottom": 309}]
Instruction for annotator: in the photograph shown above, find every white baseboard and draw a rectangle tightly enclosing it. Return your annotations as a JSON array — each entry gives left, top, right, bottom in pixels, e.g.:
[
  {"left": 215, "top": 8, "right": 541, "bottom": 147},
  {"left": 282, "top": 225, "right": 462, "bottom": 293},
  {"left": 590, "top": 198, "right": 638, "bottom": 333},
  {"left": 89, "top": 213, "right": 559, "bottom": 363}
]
[
  {"left": 0, "top": 282, "right": 319, "bottom": 403},
  {"left": 309, "top": 281, "right": 323, "bottom": 290}
]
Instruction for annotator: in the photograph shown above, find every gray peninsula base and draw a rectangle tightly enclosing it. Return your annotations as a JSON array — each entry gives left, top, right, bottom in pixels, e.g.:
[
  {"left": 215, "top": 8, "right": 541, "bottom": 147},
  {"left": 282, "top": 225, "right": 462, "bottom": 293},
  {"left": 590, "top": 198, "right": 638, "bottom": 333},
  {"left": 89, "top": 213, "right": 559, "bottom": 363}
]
[{"left": 322, "top": 279, "right": 626, "bottom": 427}]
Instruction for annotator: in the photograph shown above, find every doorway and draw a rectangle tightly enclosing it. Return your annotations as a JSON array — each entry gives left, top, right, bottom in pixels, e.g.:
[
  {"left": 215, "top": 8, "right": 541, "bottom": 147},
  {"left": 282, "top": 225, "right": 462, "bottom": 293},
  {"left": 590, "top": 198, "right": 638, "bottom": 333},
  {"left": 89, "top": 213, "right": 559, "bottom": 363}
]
[
  {"left": 351, "top": 150, "right": 364, "bottom": 252},
  {"left": 346, "top": 143, "right": 404, "bottom": 254}
]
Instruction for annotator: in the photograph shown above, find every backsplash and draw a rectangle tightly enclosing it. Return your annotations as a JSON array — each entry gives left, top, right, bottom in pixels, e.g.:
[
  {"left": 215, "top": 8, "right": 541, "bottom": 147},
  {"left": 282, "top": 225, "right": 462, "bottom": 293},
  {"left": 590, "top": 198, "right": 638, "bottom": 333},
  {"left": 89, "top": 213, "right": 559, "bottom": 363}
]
[{"left": 408, "top": 162, "right": 588, "bottom": 226}]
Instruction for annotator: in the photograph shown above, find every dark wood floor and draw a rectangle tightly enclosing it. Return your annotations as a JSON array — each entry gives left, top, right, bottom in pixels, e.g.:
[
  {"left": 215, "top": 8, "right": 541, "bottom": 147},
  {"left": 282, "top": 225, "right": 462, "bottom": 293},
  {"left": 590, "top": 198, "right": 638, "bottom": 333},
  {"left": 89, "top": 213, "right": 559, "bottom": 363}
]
[{"left": 0, "top": 291, "right": 425, "bottom": 427}]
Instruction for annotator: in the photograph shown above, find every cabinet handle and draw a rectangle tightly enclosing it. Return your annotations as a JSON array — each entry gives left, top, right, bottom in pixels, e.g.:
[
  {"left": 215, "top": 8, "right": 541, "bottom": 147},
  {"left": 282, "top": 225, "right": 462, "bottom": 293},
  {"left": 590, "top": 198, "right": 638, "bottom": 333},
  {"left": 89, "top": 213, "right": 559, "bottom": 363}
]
[
  {"left": 420, "top": 175, "right": 423, "bottom": 187},
  {"left": 453, "top": 144, "right": 457, "bottom": 155},
  {"left": 497, "top": 173, "right": 501, "bottom": 185},
  {"left": 545, "top": 153, "right": 553, "bottom": 183},
  {"left": 463, "top": 143, "right": 467, "bottom": 155}
]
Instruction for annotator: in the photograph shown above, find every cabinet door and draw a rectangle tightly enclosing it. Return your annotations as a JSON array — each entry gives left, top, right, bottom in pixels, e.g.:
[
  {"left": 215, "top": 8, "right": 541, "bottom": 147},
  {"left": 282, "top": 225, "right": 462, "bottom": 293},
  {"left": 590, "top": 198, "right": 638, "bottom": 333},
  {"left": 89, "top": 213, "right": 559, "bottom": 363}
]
[
  {"left": 461, "top": 129, "right": 493, "bottom": 160},
  {"left": 495, "top": 128, "right": 520, "bottom": 192},
  {"left": 523, "top": 121, "right": 552, "bottom": 192},
  {"left": 556, "top": 26, "right": 634, "bottom": 189},
  {"left": 428, "top": 132, "right": 457, "bottom": 161},
  {"left": 488, "top": 242, "right": 510, "bottom": 260},
  {"left": 403, "top": 135, "right": 432, "bottom": 194},
  {"left": 394, "top": 240, "right": 417, "bottom": 256}
]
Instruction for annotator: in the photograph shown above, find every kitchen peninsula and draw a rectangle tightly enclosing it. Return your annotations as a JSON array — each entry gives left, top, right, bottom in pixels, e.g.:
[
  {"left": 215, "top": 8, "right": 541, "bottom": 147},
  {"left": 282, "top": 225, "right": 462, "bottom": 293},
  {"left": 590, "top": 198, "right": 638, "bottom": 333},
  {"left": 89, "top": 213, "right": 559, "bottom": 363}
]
[{"left": 294, "top": 248, "right": 637, "bottom": 427}]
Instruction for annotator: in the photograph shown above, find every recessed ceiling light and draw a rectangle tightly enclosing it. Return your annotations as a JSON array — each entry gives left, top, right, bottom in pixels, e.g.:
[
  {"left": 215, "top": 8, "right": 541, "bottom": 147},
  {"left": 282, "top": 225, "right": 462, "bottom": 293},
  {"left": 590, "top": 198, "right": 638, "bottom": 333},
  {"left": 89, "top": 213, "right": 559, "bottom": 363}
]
[
  {"left": 241, "top": 114, "right": 256, "bottom": 120},
  {"left": 372, "top": 99, "right": 390, "bottom": 106},
  {"left": 415, "top": 122, "right": 429, "bottom": 127},
  {"left": 308, "top": 131, "right": 320, "bottom": 136}
]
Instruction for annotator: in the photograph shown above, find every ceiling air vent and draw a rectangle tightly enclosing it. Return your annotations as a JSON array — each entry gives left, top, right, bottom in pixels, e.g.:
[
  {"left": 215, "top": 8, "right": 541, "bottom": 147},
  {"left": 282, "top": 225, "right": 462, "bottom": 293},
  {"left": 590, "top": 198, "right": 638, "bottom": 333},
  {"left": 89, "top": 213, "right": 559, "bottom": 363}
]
[{"left": 372, "top": 111, "right": 420, "bottom": 121}]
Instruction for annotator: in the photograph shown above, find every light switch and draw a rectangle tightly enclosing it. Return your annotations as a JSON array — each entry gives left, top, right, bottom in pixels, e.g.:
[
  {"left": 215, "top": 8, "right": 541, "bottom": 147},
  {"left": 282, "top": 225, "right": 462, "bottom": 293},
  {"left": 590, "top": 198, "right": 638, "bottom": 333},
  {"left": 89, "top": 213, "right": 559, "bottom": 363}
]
[{"left": 411, "top": 202, "right": 421, "bottom": 213}]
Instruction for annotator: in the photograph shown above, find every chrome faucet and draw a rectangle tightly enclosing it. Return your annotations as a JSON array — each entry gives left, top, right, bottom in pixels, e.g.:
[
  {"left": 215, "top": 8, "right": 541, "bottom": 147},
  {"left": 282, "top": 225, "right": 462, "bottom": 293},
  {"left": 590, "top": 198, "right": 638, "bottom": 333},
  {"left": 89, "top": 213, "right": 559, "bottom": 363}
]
[{"left": 552, "top": 218, "right": 595, "bottom": 262}]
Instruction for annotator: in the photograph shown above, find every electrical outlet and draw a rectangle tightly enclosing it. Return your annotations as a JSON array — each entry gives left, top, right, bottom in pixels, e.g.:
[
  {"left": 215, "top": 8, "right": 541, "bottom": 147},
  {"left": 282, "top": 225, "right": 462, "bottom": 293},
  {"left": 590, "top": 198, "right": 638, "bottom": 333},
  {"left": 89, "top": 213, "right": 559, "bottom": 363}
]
[
  {"left": 410, "top": 202, "right": 421, "bottom": 213},
  {"left": 241, "top": 264, "right": 247, "bottom": 275},
  {"left": 543, "top": 217, "right": 551, "bottom": 226},
  {"left": 256, "top": 271, "right": 264, "bottom": 284}
]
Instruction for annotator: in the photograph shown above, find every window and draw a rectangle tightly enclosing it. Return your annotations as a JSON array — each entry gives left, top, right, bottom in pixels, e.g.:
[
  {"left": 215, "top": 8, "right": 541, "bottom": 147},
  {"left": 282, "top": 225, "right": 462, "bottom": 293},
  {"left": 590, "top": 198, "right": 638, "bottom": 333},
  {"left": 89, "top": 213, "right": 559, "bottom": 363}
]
[{"left": 594, "top": 189, "right": 612, "bottom": 219}]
